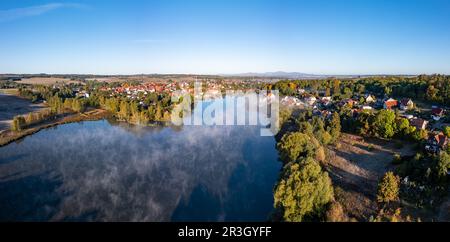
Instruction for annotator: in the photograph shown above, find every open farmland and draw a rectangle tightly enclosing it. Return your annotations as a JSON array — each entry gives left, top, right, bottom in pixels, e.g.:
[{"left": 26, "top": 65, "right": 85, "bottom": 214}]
[
  {"left": 0, "top": 93, "right": 47, "bottom": 131},
  {"left": 15, "top": 77, "right": 83, "bottom": 86}
]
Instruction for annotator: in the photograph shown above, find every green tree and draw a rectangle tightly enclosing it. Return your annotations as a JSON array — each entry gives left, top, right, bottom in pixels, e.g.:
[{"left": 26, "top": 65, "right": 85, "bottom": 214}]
[
  {"left": 63, "top": 98, "right": 73, "bottom": 110},
  {"left": 277, "top": 132, "right": 316, "bottom": 163},
  {"left": 412, "top": 128, "right": 428, "bottom": 142},
  {"left": 274, "top": 157, "right": 334, "bottom": 222},
  {"left": 332, "top": 79, "right": 340, "bottom": 97},
  {"left": 444, "top": 126, "right": 450, "bottom": 138},
  {"left": 71, "top": 99, "right": 84, "bottom": 113},
  {"left": 396, "top": 118, "right": 413, "bottom": 137},
  {"left": 11, "top": 116, "right": 26, "bottom": 132},
  {"left": 329, "top": 112, "right": 341, "bottom": 143},
  {"left": 118, "top": 100, "right": 130, "bottom": 121},
  {"left": 154, "top": 103, "right": 163, "bottom": 121},
  {"left": 436, "top": 152, "right": 450, "bottom": 183},
  {"left": 372, "top": 110, "right": 397, "bottom": 139},
  {"left": 377, "top": 172, "right": 400, "bottom": 203}
]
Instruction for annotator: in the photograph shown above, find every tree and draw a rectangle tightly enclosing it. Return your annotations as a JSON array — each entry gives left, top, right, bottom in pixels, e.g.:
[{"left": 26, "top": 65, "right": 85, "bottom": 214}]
[
  {"left": 444, "top": 126, "right": 450, "bottom": 138},
  {"left": 154, "top": 103, "right": 162, "bottom": 121},
  {"left": 377, "top": 172, "right": 400, "bottom": 203},
  {"left": 436, "top": 152, "right": 450, "bottom": 183},
  {"left": 25, "top": 112, "right": 35, "bottom": 125},
  {"left": 332, "top": 79, "right": 340, "bottom": 96},
  {"left": 277, "top": 132, "right": 316, "bottom": 163},
  {"left": 329, "top": 112, "right": 341, "bottom": 143},
  {"left": 71, "top": 99, "right": 84, "bottom": 113},
  {"left": 372, "top": 110, "right": 397, "bottom": 139},
  {"left": 274, "top": 157, "right": 334, "bottom": 222},
  {"left": 118, "top": 100, "right": 130, "bottom": 120},
  {"left": 412, "top": 128, "right": 427, "bottom": 142},
  {"left": 63, "top": 98, "right": 73, "bottom": 110},
  {"left": 396, "top": 118, "right": 413, "bottom": 137},
  {"left": 11, "top": 116, "right": 26, "bottom": 132},
  {"left": 325, "top": 87, "right": 331, "bottom": 97}
]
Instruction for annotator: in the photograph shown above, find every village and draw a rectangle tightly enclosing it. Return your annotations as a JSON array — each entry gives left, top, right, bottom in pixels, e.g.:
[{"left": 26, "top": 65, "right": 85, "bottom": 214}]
[{"left": 280, "top": 88, "right": 449, "bottom": 156}]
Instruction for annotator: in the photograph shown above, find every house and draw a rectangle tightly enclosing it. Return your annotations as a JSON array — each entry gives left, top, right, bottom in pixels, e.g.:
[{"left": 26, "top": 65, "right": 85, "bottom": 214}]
[
  {"left": 341, "top": 98, "right": 357, "bottom": 108},
  {"left": 320, "top": 96, "right": 332, "bottom": 106},
  {"left": 431, "top": 108, "right": 444, "bottom": 121},
  {"left": 410, "top": 118, "right": 428, "bottom": 130},
  {"left": 401, "top": 114, "right": 414, "bottom": 120},
  {"left": 383, "top": 98, "right": 398, "bottom": 109},
  {"left": 365, "top": 94, "right": 376, "bottom": 103},
  {"left": 400, "top": 98, "right": 414, "bottom": 110},
  {"left": 361, "top": 105, "right": 373, "bottom": 111},
  {"left": 304, "top": 96, "right": 317, "bottom": 106},
  {"left": 425, "top": 133, "right": 448, "bottom": 153}
]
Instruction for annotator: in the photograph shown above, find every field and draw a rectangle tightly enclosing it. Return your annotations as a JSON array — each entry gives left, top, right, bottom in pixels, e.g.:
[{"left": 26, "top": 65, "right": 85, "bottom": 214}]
[
  {"left": 15, "top": 77, "right": 82, "bottom": 86},
  {"left": 0, "top": 92, "right": 47, "bottom": 131},
  {"left": 325, "top": 133, "right": 417, "bottom": 221}
]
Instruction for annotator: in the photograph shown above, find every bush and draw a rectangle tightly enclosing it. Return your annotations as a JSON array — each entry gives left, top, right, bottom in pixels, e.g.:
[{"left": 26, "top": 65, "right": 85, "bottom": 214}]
[
  {"left": 326, "top": 201, "right": 347, "bottom": 222},
  {"left": 392, "top": 153, "right": 403, "bottom": 165}
]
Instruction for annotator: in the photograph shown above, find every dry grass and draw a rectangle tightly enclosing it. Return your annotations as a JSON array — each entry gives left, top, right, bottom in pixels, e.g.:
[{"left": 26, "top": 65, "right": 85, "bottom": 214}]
[{"left": 325, "top": 133, "right": 416, "bottom": 221}]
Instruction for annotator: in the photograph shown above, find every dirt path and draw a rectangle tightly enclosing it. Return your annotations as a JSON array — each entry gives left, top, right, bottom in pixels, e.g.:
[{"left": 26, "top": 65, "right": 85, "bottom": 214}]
[{"left": 325, "top": 133, "right": 416, "bottom": 221}]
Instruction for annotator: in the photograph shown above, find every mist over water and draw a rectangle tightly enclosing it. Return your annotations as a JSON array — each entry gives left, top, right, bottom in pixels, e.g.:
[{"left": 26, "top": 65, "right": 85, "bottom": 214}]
[{"left": 0, "top": 99, "right": 280, "bottom": 221}]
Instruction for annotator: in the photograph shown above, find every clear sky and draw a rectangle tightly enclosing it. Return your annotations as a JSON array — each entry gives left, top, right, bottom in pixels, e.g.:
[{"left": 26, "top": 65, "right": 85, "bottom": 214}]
[{"left": 1, "top": 0, "right": 449, "bottom": 75}]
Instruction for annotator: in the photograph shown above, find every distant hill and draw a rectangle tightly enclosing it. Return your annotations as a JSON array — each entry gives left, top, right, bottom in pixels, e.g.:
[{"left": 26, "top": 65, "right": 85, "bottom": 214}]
[{"left": 224, "top": 72, "right": 315, "bottom": 78}]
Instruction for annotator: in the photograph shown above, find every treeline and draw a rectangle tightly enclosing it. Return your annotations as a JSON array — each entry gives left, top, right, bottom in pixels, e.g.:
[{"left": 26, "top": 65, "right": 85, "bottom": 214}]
[
  {"left": 18, "top": 84, "right": 78, "bottom": 103},
  {"left": 270, "top": 74, "right": 450, "bottom": 106},
  {"left": 339, "top": 108, "right": 427, "bottom": 141},
  {"left": 10, "top": 97, "right": 87, "bottom": 132},
  {"left": 97, "top": 92, "right": 177, "bottom": 125},
  {"left": 273, "top": 109, "right": 347, "bottom": 222}
]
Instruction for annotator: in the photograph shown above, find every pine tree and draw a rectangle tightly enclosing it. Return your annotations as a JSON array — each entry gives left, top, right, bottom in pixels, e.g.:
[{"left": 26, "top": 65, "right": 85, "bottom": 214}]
[{"left": 377, "top": 172, "right": 400, "bottom": 203}]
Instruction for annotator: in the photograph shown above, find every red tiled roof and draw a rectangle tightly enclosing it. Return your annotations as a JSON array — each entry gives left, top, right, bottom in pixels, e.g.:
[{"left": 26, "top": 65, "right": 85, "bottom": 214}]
[{"left": 432, "top": 108, "right": 444, "bottom": 116}]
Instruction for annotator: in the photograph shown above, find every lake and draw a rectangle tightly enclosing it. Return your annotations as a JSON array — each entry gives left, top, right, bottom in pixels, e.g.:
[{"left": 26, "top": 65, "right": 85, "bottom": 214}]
[{"left": 0, "top": 98, "right": 281, "bottom": 221}]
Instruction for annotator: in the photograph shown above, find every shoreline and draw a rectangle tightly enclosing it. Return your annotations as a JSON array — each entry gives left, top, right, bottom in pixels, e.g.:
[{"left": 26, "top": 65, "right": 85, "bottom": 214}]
[{"left": 0, "top": 109, "right": 110, "bottom": 147}]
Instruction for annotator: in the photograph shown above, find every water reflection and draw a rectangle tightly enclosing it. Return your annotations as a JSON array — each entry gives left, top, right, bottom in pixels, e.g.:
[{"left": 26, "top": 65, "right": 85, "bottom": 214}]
[{"left": 0, "top": 106, "right": 280, "bottom": 221}]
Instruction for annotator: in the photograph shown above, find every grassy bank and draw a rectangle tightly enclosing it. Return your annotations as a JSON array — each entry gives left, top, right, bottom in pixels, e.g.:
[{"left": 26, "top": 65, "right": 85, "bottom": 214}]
[{"left": 0, "top": 108, "right": 110, "bottom": 147}]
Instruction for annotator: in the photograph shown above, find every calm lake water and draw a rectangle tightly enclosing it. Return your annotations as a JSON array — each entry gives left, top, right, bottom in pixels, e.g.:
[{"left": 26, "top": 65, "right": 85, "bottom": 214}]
[{"left": 0, "top": 98, "right": 280, "bottom": 221}]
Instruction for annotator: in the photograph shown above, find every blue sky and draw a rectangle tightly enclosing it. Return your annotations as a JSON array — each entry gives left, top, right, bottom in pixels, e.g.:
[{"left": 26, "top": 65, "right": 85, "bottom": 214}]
[{"left": 1, "top": 0, "right": 449, "bottom": 75}]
